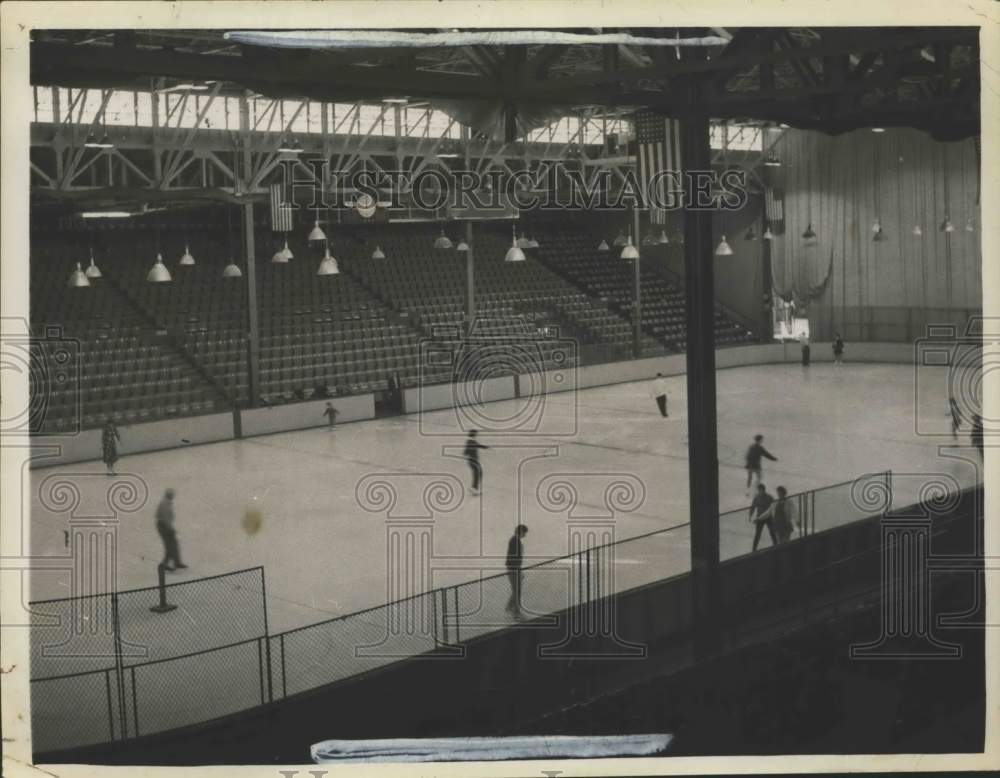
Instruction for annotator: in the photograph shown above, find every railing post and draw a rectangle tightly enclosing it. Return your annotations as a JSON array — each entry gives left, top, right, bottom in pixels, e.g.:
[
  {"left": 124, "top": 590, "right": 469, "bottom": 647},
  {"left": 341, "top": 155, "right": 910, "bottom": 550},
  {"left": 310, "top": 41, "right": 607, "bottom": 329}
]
[
  {"left": 149, "top": 563, "right": 177, "bottom": 614},
  {"left": 280, "top": 633, "right": 287, "bottom": 699},
  {"left": 259, "top": 568, "right": 273, "bottom": 703},
  {"left": 130, "top": 666, "right": 139, "bottom": 738},
  {"left": 452, "top": 587, "right": 460, "bottom": 644},
  {"left": 104, "top": 668, "right": 115, "bottom": 742}
]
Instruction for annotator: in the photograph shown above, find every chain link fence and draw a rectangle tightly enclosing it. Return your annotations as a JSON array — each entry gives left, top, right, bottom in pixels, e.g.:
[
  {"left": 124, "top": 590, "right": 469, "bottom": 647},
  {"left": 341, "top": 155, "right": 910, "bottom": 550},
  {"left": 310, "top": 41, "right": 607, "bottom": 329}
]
[{"left": 31, "top": 474, "right": 896, "bottom": 755}]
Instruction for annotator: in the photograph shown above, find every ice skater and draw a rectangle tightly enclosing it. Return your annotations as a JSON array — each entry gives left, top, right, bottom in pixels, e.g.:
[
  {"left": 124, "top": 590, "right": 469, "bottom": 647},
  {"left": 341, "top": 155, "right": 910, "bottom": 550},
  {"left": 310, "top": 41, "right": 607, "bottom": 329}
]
[
  {"left": 463, "top": 430, "right": 490, "bottom": 495},
  {"left": 505, "top": 524, "right": 529, "bottom": 619},
  {"left": 748, "top": 483, "right": 776, "bottom": 552},
  {"left": 745, "top": 434, "right": 778, "bottom": 496},
  {"left": 155, "top": 488, "right": 187, "bottom": 572},
  {"left": 650, "top": 373, "right": 669, "bottom": 417},
  {"left": 949, "top": 396, "right": 962, "bottom": 440},
  {"left": 770, "top": 486, "right": 797, "bottom": 544},
  {"left": 971, "top": 413, "right": 984, "bottom": 461},
  {"left": 832, "top": 332, "right": 845, "bottom": 365},
  {"left": 323, "top": 402, "right": 340, "bottom": 430},
  {"left": 101, "top": 417, "right": 121, "bottom": 475}
]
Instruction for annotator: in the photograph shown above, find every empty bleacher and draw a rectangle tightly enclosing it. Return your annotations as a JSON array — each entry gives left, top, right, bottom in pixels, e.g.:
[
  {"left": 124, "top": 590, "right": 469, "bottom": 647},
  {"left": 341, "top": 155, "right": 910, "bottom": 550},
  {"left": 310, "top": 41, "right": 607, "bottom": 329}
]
[
  {"left": 534, "top": 226, "right": 757, "bottom": 351},
  {"left": 30, "top": 216, "right": 757, "bottom": 430}
]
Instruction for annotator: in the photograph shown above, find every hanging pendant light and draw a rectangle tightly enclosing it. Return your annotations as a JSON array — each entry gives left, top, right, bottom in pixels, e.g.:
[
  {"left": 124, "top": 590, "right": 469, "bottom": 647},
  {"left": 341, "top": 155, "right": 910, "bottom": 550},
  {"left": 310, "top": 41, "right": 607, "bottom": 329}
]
[
  {"left": 222, "top": 259, "right": 243, "bottom": 278},
  {"left": 940, "top": 217, "right": 955, "bottom": 233},
  {"left": 641, "top": 232, "right": 657, "bottom": 247},
  {"left": 504, "top": 224, "right": 526, "bottom": 263},
  {"left": 763, "top": 223, "right": 774, "bottom": 240},
  {"left": 317, "top": 243, "right": 340, "bottom": 275},
  {"left": 714, "top": 234, "right": 734, "bottom": 256},
  {"left": 516, "top": 233, "right": 531, "bottom": 249},
  {"left": 527, "top": 236, "right": 540, "bottom": 249},
  {"left": 620, "top": 232, "right": 640, "bottom": 260},
  {"left": 597, "top": 239, "right": 610, "bottom": 251},
  {"left": 147, "top": 253, "right": 172, "bottom": 283},
  {"left": 179, "top": 244, "right": 196, "bottom": 266},
  {"left": 271, "top": 239, "right": 291, "bottom": 263},
  {"left": 434, "top": 229, "right": 453, "bottom": 249},
  {"left": 372, "top": 245, "right": 386, "bottom": 259},
  {"left": 872, "top": 218, "right": 886, "bottom": 242},
  {"left": 68, "top": 262, "right": 91, "bottom": 287},
  {"left": 965, "top": 217, "right": 975, "bottom": 233},
  {"left": 456, "top": 241, "right": 469, "bottom": 252},
  {"left": 801, "top": 223, "right": 817, "bottom": 244},
  {"left": 744, "top": 225, "right": 757, "bottom": 241},
  {"left": 612, "top": 230, "right": 628, "bottom": 247},
  {"left": 912, "top": 224, "right": 923, "bottom": 237},
  {"left": 308, "top": 219, "right": 327, "bottom": 243},
  {"left": 657, "top": 230, "right": 669, "bottom": 244},
  {"left": 84, "top": 250, "right": 102, "bottom": 278}
]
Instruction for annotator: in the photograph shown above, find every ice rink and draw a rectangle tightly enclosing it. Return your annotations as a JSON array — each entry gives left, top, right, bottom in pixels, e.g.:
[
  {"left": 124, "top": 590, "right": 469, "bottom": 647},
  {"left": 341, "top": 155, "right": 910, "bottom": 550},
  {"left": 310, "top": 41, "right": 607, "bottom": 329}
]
[{"left": 27, "top": 361, "right": 982, "bottom": 636}]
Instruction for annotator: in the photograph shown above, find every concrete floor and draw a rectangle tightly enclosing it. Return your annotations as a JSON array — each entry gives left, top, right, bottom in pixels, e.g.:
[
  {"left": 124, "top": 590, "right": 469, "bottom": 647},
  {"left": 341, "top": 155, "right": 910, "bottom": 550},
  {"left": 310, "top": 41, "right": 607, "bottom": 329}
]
[{"left": 27, "top": 361, "right": 981, "bottom": 644}]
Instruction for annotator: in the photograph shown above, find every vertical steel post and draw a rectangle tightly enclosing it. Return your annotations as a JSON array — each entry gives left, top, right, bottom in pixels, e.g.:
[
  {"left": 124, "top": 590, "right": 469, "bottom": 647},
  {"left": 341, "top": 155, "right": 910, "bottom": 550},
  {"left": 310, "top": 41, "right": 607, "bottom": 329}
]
[{"left": 681, "top": 111, "right": 722, "bottom": 658}]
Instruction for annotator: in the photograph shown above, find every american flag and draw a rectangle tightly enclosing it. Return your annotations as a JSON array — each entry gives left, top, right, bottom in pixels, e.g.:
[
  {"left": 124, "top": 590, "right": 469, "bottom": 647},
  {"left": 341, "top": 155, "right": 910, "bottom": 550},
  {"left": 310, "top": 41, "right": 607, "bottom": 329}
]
[
  {"left": 269, "top": 182, "right": 294, "bottom": 233},
  {"left": 635, "top": 111, "right": 683, "bottom": 225},
  {"left": 764, "top": 186, "right": 784, "bottom": 232}
]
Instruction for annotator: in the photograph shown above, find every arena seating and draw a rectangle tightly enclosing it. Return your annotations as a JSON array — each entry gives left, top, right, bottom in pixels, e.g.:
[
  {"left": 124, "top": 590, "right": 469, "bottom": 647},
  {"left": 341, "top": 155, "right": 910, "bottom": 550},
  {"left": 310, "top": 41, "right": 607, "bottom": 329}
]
[
  {"left": 29, "top": 232, "right": 225, "bottom": 432},
  {"left": 30, "top": 218, "right": 756, "bottom": 430},
  {"left": 534, "top": 227, "right": 758, "bottom": 351}
]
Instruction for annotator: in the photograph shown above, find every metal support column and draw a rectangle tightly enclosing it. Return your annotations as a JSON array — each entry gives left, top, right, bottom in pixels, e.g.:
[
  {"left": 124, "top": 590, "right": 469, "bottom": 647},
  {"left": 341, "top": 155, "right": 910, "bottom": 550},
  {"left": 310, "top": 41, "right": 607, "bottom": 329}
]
[
  {"left": 238, "top": 90, "right": 261, "bottom": 408},
  {"left": 632, "top": 206, "right": 642, "bottom": 358},
  {"left": 681, "top": 112, "right": 722, "bottom": 658},
  {"left": 760, "top": 210, "right": 774, "bottom": 341},
  {"left": 243, "top": 202, "right": 261, "bottom": 407},
  {"left": 465, "top": 221, "right": 475, "bottom": 335}
]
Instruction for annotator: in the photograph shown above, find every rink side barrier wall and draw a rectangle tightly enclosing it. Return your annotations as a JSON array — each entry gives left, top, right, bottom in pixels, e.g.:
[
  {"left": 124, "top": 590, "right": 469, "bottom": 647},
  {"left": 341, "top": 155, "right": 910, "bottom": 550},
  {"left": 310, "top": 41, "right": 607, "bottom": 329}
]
[{"left": 31, "top": 341, "right": 914, "bottom": 468}]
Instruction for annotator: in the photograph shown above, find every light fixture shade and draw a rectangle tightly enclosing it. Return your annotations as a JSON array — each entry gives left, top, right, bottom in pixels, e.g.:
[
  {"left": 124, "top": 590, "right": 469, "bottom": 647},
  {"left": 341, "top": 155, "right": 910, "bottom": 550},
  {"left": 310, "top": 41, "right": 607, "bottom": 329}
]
[
  {"left": 281, "top": 241, "right": 293, "bottom": 260},
  {"left": 965, "top": 217, "right": 975, "bottom": 233},
  {"left": 527, "top": 237, "right": 540, "bottom": 249},
  {"left": 612, "top": 230, "right": 628, "bottom": 247},
  {"left": 147, "top": 253, "right": 172, "bottom": 283},
  {"left": 744, "top": 225, "right": 757, "bottom": 241},
  {"left": 222, "top": 261, "right": 243, "bottom": 278},
  {"left": 597, "top": 239, "right": 610, "bottom": 251},
  {"left": 620, "top": 237, "right": 640, "bottom": 260},
  {"left": 83, "top": 133, "right": 100, "bottom": 148},
  {"left": 434, "top": 230, "right": 453, "bottom": 249},
  {"left": 802, "top": 223, "right": 818, "bottom": 244},
  {"left": 308, "top": 220, "right": 327, "bottom": 243},
  {"left": 912, "top": 224, "right": 923, "bottom": 236},
  {"left": 317, "top": 245, "right": 340, "bottom": 275},
  {"left": 764, "top": 152, "right": 782, "bottom": 167},
  {"left": 179, "top": 245, "right": 195, "bottom": 266},
  {"left": 658, "top": 230, "right": 670, "bottom": 244},
  {"left": 356, "top": 193, "right": 377, "bottom": 219},
  {"left": 940, "top": 218, "right": 955, "bottom": 233},
  {"left": 505, "top": 245, "right": 527, "bottom": 263},
  {"left": 516, "top": 234, "right": 531, "bottom": 249},
  {"left": 715, "top": 235, "right": 734, "bottom": 256},
  {"left": 84, "top": 253, "right": 102, "bottom": 278},
  {"left": 271, "top": 244, "right": 290, "bottom": 263},
  {"left": 763, "top": 223, "right": 774, "bottom": 240},
  {"left": 456, "top": 241, "right": 469, "bottom": 252},
  {"left": 372, "top": 245, "right": 386, "bottom": 259},
  {"left": 642, "top": 232, "right": 657, "bottom": 247},
  {"left": 68, "top": 262, "right": 91, "bottom": 287}
]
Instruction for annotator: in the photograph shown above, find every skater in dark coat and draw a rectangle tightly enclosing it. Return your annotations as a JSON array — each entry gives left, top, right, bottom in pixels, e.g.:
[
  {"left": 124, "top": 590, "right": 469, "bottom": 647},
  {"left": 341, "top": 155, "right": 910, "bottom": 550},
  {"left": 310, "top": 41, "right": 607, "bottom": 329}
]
[
  {"left": 101, "top": 418, "right": 121, "bottom": 475},
  {"left": 463, "top": 430, "right": 490, "bottom": 495}
]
